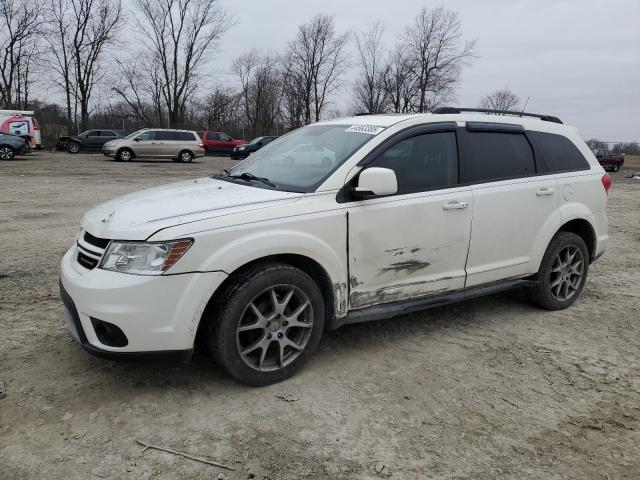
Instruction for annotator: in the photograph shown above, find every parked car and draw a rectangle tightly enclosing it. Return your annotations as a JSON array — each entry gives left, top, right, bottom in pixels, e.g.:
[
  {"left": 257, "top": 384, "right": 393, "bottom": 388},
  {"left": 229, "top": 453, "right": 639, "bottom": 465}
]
[
  {"left": 0, "top": 131, "right": 28, "bottom": 160},
  {"left": 0, "top": 110, "right": 42, "bottom": 150},
  {"left": 65, "top": 129, "right": 128, "bottom": 153},
  {"left": 592, "top": 148, "right": 624, "bottom": 172},
  {"left": 279, "top": 143, "right": 336, "bottom": 166},
  {"left": 102, "top": 128, "right": 205, "bottom": 162},
  {"left": 231, "top": 136, "right": 279, "bottom": 160},
  {"left": 197, "top": 131, "right": 248, "bottom": 154},
  {"left": 60, "top": 108, "right": 610, "bottom": 386}
]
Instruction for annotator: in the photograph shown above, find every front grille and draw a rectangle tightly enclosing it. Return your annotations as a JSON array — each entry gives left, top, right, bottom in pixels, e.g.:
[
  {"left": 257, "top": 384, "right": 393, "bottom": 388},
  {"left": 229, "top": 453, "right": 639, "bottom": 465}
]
[
  {"left": 78, "top": 252, "right": 99, "bottom": 269},
  {"left": 84, "top": 231, "right": 110, "bottom": 249},
  {"left": 76, "top": 230, "right": 111, "bottom": 270}
]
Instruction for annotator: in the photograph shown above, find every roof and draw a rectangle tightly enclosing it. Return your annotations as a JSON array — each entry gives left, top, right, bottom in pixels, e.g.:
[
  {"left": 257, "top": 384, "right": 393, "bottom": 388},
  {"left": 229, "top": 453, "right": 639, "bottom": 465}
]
[{"left": 317, "top": 112, "right": 575, "bottom": 134}]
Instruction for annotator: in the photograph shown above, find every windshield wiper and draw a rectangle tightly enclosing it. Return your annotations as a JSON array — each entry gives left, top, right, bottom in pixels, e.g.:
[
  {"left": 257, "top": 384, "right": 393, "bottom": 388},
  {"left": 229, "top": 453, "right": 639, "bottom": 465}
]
[{"left": 226, "top": 171, "right": 278, "bottom": 188}]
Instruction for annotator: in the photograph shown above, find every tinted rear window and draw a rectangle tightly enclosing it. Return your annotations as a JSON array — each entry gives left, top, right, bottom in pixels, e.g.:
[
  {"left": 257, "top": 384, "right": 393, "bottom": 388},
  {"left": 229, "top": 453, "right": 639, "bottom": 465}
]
[
  {"left": 528, "top": 131, "right": 590, "bottom": 173},
  {"left": 461, "top": 132, "right": 535, "bottom": 183},
  {"left": 177, "top": 131, "right": 195, "bottom": 141}
]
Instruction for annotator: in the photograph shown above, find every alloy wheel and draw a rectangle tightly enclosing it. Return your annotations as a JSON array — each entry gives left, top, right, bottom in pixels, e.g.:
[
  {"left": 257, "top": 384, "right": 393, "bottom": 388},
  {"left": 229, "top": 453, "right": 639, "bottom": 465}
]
[
  {"left": 119, "top": 150, "right": 131, "bottom": 161},
  {"left": 236, "top": 285, "right": 313, "bottom": 372},
  {"left": 549, "top": 245, "right": 584, "bottom": 301},
  {"left": 0, "top": 147, "right": 14, "bottom": 160}
]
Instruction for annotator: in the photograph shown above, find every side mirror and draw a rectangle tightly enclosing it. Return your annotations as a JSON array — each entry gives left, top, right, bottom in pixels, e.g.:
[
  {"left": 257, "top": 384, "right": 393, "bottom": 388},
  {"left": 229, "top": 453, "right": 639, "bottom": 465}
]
[
  {"left": 354, "top": 167, "right": 398, "bottom": 197},
  {"left": 133, "top": 137, "right": 140, "bottom": 142}
]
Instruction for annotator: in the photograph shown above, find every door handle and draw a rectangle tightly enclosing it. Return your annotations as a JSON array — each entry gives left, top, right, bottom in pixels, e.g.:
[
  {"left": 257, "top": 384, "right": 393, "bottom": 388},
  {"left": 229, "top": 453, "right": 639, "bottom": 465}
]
[
  {"left": 536, "top": 187, "right": 555, "bottom": 197},
  {"left": 442, "top": 201, "right": 470, "bottom": 210}
]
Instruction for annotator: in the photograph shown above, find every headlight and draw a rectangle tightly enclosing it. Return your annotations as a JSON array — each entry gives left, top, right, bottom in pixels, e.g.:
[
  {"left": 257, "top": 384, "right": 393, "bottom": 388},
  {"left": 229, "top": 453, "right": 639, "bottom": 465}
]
[
  {"left": 238, "top": 146, "right": 245, "bottom": 150},
  {"left": 100, "top": 239, "right": 193, "bottom": 275}
]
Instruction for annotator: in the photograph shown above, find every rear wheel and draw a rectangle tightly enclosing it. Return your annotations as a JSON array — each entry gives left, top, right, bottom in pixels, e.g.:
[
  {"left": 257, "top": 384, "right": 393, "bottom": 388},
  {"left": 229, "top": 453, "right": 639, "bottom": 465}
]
[
  {"left": 206, "top": 263, "right": 325, "bottom": 386},
  {"left": 178, "top": 150, "right": 194, "bottom": 163},
  {"left": 67, "top": 142, "right": 80, "bottom": 154},
  {"left": 0, "top": 145, "right": 15, "bottom": 160},
  {"left": 528, "top": 232, "right": 589, "bottom": 310},
  {"left": 612, "top": 164, "right": 620, "bottom": 172}
]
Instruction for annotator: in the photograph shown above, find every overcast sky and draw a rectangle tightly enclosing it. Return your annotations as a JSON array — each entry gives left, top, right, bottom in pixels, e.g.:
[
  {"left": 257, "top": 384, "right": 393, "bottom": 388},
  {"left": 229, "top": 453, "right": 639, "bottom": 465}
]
[{"left": 210, "top": 0, "right": 639, "bottom": 142}]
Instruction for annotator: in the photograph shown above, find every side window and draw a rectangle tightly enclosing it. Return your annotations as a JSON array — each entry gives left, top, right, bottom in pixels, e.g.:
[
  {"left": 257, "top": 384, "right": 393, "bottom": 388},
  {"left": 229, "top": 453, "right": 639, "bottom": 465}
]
[
  {"left": 86, "top": 130, "right": 98, "bottom": 137},
  {"left": 369, "top": 131, "right": 458, "bottom": 194},
  {"left": 155, "top": 130, "right": 173, "bottom": 141},
  {"left": 104, "top": 130, "right": 117, "bottom": 137},
  {"left": 137, "top": 131, "right": 156, "bottom": 141},
  {"left": 219, "top": 133, "right": 231, "bottom": 141},
  {"left": 529, "top": 131, "right": 590, "bottom": 173},
  {"left": 461, "top": 132, "right": 535, "bottom": 183},
  {"left": 206, "top": 132, "right": 219, "bottom": 140}
]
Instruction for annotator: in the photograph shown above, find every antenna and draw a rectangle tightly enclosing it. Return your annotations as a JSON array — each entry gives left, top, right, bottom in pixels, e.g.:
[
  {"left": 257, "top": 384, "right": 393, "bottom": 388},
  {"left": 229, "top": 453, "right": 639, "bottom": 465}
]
[{"left": 520, "top": 97, "right": 530, "bottom": 116}]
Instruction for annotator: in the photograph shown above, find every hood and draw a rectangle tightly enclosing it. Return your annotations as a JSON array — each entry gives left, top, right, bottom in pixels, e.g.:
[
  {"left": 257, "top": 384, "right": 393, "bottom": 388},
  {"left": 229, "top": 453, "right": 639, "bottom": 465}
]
[
  {"left": 104, "top": 138, "right": 126, "bottom": 148},
  {"left": 81, "top": 177, "right": 302, "bottom": 240}
]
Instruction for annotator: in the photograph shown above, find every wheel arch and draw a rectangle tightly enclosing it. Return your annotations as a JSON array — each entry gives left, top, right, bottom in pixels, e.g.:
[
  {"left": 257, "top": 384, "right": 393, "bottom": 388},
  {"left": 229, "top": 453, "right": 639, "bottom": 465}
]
[
  {"left": 558, "top": 218, "right": 596, "bottom": 262},
  {"left": 194, "top": 253, "right": 337, "bottom": 352}
]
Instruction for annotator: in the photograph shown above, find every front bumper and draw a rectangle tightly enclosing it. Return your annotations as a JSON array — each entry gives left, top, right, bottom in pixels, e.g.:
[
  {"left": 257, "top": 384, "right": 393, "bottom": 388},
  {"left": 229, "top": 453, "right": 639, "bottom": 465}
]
[{"left": 59, "top": 246, "right": 227, "bottom": 357}]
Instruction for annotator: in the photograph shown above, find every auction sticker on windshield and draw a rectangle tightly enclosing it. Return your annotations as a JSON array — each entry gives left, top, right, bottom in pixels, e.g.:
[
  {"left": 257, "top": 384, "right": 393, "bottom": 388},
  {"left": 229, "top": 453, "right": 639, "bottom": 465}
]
[{"left": 345, "top": 125, "right": 385, "bottom": 135}]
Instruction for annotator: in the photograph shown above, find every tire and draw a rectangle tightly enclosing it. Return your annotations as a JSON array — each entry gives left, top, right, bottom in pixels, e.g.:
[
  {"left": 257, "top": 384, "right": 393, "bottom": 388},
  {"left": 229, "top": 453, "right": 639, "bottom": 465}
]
[
  {"left": 67, "top": 142, "right": 80, "bottom": 154},
  {"left": 206, "top": 262, "right": 325, "bottom": 386},
  {"left": 117, "top": 148, "right": 133, "bottom": 162},
  {"left": 178, "top": 150, "right": 193, "bottom": 163},
  {"left": 612, "top": 164, "right": 620, "bottom": 172},
  {"left": 0, "top": 145, "right": 15, "bottom": 160},
  {"left": 527, "top": 231, "right": 589, "bottom": 310}
]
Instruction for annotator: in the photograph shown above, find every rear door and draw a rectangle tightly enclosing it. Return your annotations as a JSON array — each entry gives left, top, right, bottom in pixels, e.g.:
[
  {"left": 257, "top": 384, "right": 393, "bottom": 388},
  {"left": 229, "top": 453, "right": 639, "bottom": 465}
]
[
  {"left": 459, "top": 123, "right": 561, "bottom": 287},
  {"left": 346, "top": 126, "right": 473, "bottom": 309}
]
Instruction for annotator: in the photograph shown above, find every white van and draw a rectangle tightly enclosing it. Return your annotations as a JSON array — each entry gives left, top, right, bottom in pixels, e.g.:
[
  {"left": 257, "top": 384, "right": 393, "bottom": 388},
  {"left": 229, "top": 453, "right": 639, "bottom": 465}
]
[{"left": 0, "top": 110, "right": 42, "bottom": 149}]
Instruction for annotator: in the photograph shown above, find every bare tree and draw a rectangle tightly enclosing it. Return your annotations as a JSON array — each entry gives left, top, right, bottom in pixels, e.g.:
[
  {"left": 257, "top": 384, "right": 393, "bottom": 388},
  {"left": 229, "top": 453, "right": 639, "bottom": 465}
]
[
  {"left": 286, "top": 14, "right": 349, "bottom": 124},
  {"left": 112, "top": 57, "right": 167, "bottom": 127},
  {"left": 46, "top": 0, "right": 122, "bottom": 132},
  {"left": 0, "top": 0, "right": 44, "bottom": 108},
  {"left": 480, "top": 87, "right": 521, "bottom": 111},
  {"left": 134, "top": 0, "right": 235, "bottom": 127},
  {"left": 199, "top": 86, "right": 241, "bottom": 130},
  {"left": 352, "top": 22, "right": 387, "bottom": 114},
  {"left": 402, "top": 6, "right": 475, "bottom": 112},
  {"left": 233, "top": 50, "right": 284, "bottom": 133},
  {"left": 384, "top": 45, "right": 418, "bottom": 113}
]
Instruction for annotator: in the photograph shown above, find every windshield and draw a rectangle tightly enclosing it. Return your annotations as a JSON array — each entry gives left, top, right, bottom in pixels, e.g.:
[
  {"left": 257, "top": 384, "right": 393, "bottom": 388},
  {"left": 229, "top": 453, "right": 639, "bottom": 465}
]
[
  {"left": 249, "top": 137, "right": 264, "bottom": 144},
  {"left": 229, "top": 124, "right": 383, "bottom": 192},
  {"left": 124, "top": 129, "right": 146, "bottom": 140}
]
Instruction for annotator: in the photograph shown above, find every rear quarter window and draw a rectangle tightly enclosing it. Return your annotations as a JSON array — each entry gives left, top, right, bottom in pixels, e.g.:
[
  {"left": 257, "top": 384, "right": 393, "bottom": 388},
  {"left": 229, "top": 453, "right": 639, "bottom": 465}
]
[
  {"left": 461, "top": 132, "right": 535, "bottom": 183},
  {"left": 528, "top": 131, "right": 590, "bottom": 173}
]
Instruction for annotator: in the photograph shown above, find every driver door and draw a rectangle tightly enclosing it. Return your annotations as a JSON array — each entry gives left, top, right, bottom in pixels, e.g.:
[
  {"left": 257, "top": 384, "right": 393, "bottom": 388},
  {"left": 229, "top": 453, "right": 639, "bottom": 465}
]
[{"left": 346, "top": 129, "right": 473, "bottom": 310}]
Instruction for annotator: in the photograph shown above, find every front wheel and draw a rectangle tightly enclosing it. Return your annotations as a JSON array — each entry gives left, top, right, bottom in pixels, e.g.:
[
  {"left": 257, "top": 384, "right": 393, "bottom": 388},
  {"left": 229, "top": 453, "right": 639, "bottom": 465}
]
[
  {"left": 527, "top": 232, "right": 589, "bottom": 310},
  {"left": 67, "top": 142, "right": 80, "bottom": 154},
  {"left": 207, "top": 263, "right": 325, "bottom": 386},
  {"left": 117, "top": 148, "right": 133, "bottom": 162}
]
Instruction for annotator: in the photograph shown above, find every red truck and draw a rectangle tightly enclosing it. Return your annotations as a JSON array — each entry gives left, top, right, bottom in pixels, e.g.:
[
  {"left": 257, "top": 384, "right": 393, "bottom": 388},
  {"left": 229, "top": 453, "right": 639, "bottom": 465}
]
[
  {"left": 196, "top": 131, "right": 248, "bottom": 155},
  {"left": 592, "top": 148, "right": 624, "bottom": 172}
]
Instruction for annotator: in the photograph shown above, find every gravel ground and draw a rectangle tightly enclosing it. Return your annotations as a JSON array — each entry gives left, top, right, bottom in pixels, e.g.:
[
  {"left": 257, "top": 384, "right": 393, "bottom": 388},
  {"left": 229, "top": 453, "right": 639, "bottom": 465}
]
[{"left": 1, "top": 152, "right": 639, "bottom": 480}]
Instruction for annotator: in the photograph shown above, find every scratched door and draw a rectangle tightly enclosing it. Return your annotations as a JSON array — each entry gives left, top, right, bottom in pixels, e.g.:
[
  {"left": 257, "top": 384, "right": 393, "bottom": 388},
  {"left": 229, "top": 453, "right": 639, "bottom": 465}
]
[{"left": 346, "top": 131, "right": 473, "bottom": 310}]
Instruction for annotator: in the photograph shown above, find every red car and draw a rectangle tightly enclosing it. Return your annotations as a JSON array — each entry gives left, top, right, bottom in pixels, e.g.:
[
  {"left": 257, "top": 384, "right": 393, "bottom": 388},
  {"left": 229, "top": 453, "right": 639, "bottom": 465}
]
[
  {"left": 197, "top": 131, "right": 248, "bottom": 154},
  {"left": 592, "top": 148, "right": 624, "bottom": 172}
]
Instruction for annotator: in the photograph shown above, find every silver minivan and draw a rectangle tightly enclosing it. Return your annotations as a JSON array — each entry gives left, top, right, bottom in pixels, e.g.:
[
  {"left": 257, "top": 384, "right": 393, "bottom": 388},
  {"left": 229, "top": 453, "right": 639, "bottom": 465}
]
[{"left": 102, "top": 129, "right": 206, "bottom": 162}]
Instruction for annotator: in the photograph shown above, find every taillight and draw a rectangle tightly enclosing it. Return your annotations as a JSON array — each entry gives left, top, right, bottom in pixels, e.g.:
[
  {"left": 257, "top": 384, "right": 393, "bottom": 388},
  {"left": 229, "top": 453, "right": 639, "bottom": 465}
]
[
  {"left": 198, "top": 143, "right": 204, "bottom": 148},
  {"left": 601, "top": 173, "right": 611, "bottom": 195}
]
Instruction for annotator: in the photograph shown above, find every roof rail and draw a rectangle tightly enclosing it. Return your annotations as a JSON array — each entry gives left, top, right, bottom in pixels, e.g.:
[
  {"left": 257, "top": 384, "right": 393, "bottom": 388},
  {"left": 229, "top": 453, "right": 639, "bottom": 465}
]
[{"left": 433, "top": 107, "right": 563, "bottom": 124}]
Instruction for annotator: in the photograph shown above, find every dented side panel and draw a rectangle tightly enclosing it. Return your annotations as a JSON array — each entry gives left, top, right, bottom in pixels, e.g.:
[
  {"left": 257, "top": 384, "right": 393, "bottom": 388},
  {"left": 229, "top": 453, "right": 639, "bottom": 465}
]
[{"left": 346, "top": 188, "right": 474, "bottom": 309}]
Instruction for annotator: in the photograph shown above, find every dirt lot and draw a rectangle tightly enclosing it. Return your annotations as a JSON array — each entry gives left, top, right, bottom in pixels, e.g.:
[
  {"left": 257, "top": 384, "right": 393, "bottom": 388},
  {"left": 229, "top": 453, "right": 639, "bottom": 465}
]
[{"left": 1, "top": 152, "right": 639, "bottom": 480}]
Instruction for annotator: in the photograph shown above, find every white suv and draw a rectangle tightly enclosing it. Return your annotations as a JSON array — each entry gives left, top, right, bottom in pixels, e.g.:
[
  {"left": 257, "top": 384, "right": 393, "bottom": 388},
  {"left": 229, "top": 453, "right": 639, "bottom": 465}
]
[{"left": 60, "top": 108, "right": 610, "bottom": 385}]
